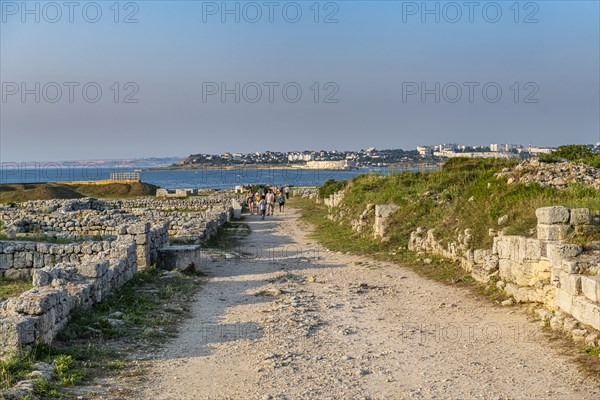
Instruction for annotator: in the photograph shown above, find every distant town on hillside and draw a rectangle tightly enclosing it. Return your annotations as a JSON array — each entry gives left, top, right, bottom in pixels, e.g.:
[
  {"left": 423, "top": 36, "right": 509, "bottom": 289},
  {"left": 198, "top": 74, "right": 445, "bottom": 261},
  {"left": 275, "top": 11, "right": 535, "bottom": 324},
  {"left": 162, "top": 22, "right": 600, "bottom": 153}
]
[{"left": 172, "top": 142, "right": 600, "bottom": 169}]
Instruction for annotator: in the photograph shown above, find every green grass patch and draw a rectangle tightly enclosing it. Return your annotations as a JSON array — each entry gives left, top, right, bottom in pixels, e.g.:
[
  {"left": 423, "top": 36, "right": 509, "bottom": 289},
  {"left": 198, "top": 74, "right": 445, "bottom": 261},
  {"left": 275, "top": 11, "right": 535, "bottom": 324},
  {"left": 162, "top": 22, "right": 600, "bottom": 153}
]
[
  {"left": 0, "top": 351, "right": 36, "bottom": 390},
  {"left": 580, "top": 345, "right": 600, "bottom": 356},
  {"left": 0, "top": 278, "right": 33, "bottom": 301},
  {"left": 290, "top": 155, "right": 600, "bottom": 297},
  {"left": 310, "top": 157, "right": 600, "bottom": 251},
  {"left": 540, "top": 144, "right": 600, "bottom": 168},
  {"left": 203, "top": 221, "right": 250, "bottom": 250},
  {"left": 318, "top": 179, "right": 347, "bottom": 198}
]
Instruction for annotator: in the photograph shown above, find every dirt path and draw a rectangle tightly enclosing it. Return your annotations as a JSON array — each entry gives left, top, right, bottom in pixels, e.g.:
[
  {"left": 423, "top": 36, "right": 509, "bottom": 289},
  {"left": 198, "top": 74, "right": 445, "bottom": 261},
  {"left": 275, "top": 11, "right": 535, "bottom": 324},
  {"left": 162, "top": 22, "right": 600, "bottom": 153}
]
[{"left": 130, "top": 209, "right": 599, "bottom": 399}]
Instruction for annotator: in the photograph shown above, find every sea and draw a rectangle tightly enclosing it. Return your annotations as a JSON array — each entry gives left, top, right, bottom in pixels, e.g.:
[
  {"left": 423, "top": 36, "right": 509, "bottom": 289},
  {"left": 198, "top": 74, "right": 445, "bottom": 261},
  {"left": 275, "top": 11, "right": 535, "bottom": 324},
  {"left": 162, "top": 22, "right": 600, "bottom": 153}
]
[{"left": 0, "top": 165, "right": 436, "bottom": 190}]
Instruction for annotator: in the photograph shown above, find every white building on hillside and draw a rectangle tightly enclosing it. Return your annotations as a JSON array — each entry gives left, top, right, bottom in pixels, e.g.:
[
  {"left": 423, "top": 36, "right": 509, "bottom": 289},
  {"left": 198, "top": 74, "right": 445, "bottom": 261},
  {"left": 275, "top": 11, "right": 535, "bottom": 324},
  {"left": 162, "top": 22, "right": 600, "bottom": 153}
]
[{"left": 490, "top": 144, "right": 522, "bottom": 152}]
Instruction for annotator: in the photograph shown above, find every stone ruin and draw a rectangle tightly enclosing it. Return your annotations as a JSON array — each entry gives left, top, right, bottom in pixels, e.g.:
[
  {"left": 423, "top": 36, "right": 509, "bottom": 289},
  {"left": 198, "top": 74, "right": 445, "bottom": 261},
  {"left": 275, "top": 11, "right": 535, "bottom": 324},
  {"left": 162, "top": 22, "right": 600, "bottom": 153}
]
[
  {"left": 322, "top": 187, "right": 600, "bottom": 345},
  {"left": 495, "top": 159, "right": 600, "bottom": 190},
  {"left": 0, "top": 193, "right": 241, "bottom": 356},
  {"left": 408, "top": 206, "right": 600, "bottom": 344}
]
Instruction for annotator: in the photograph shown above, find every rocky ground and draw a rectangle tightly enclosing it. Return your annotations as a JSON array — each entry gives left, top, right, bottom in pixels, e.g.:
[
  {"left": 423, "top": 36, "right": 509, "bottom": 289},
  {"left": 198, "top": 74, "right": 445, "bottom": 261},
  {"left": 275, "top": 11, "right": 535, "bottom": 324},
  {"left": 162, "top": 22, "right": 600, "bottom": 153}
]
[
  {"left": 495, "top": 159, "right": 600, "bottom": 190},
  {"left": 113, "top": 209, "right": 599, "bottom": 399}
]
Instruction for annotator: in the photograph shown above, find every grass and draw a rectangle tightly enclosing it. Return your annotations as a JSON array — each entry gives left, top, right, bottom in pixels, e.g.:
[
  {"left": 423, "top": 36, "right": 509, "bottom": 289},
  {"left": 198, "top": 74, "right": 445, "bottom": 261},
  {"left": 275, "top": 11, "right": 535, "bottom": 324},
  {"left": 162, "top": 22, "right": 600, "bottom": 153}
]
[
  {"left": 580, "top": 345, "right": 600, "bottom": 356},
  {"left": 319, "top": 157, "right": 600, "bottom": 251},
  {"left": 0, "top": 278, "right": 33, "bottom": 301},
  {"left": 73, "top": 182, "right": 158, "bottom": 198},
  {"left": 58, "top": 265, "right": 196, "bottom": 342},
  {"left": 0, "top": 182, "right": 158, "bottom": 203},
  {"left": 289, "top": 156, "right": 600, "bottom": 295},
  {"left": 203, "top": 221, "right": 251, "bottom": 250},
  {"left": 290, "top": 196, "right": 475, "bottom": 286}
]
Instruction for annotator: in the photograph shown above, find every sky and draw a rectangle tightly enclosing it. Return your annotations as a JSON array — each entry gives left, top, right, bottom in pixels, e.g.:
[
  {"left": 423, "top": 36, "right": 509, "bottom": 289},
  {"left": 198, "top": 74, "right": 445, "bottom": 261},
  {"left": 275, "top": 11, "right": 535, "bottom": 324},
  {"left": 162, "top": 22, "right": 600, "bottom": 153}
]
[{"left": 0, "top": 0, "right": 599, "bottom": 162}]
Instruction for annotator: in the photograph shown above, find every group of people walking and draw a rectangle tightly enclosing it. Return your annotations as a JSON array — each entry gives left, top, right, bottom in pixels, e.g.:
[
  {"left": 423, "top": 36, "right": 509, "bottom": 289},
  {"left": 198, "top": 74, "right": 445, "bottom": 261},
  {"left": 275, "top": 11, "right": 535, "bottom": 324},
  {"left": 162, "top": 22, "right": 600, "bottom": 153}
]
[{"left": 246, "top": 185, "right": 290, "bottom": 220}]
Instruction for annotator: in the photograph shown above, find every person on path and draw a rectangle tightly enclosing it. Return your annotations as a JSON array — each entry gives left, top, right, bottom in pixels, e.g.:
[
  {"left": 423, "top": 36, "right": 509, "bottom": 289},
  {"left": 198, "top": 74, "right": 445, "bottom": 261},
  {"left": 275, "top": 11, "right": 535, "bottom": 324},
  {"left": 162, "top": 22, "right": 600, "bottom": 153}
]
[
  {"left": 284, "top": 185, "right": 290, "bottom": 199},
  {"left": 247, "top": 190, "right": 254, "bottom": 215},
  {"left": 278, "top": 192, "right": 286, "bottom": 212},
  {"left": 266, "top": 189, "right": 275, "bottom": 216},
  {"left": 259, "top": 195, "right": 267, "bottom": 220}
]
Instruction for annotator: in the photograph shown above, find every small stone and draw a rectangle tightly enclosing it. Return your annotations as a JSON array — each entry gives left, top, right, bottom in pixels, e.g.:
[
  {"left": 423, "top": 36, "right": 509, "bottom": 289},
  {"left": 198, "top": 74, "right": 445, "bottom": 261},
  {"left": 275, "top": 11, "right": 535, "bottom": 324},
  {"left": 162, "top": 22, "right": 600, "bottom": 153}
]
[
  {"left": 110, "top": 311, "right": 125, "bottom": 319},
  {"left": 501, "top": 299, "right": 514, "bottom": 306},
  {"left": 108, "top": 318, "right": 125, "bottom": 327},
  {"left": 585, "top": 333, "right": 599, "bottom": 345},
  {"left": 497, "top": 215, "right": 509, "bottom": 225}
]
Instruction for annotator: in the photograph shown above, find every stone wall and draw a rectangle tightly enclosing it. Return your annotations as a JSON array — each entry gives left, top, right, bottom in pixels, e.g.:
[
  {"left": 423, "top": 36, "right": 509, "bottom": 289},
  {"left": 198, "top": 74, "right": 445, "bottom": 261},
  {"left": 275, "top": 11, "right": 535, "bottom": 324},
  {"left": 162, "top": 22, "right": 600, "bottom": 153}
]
[
  {"left": 323, "top": 190, "right": 344, "bottom": 208},
  {"left": 408, "top": 206, "right": 600, "bottom": 341},
  {"left": 156, "top": 188, "right": 199, "bottom": 198},
  {"left": 0, "top": 241, "right": 137, "bottom": 355},
  {"left": 0, "top": 240, "right": 113, "bottom": 280},
  {"left": 0, "top": 208, "right": 135, "bottom": 240},
  {"left": 0, "top": 194, "right": 238, "bottom": 357},
  {"left": 293, "top": 188, "right": 318, "bottom": 199},
  {"left": 116, "top": 222, "right": 169, "bottom": 268}
]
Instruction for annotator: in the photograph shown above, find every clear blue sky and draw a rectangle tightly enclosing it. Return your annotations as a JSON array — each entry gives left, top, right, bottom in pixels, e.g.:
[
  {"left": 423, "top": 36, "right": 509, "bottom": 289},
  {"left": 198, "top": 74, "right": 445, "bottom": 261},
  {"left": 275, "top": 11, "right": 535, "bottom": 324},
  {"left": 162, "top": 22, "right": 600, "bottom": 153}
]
[{"left": 1, "top": 0, "right": 599, "bottom": 162}]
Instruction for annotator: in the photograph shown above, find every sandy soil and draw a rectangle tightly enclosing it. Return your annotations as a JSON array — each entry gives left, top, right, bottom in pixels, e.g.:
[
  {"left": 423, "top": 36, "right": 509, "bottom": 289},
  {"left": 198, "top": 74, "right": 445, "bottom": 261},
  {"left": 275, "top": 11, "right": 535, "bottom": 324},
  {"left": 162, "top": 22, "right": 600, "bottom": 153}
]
[{"left": 127, "top": 209, "right": 600, "bottom": 399}]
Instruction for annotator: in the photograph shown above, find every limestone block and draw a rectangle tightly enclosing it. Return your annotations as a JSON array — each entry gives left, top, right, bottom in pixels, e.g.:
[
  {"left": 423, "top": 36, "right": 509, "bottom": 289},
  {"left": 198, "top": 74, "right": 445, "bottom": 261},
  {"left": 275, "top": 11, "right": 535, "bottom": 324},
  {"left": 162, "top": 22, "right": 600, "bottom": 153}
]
[
  {"left": 33, "top": 252, "right": 44, "bottom": 268},
  {"left": 135, "top": 234, "right": 148, "bottom": 245},
  {"left": 537, "top": 224, "right": 570, "bottom": 241},
  {"left": 32, "top": 270, "right": 51, "bottom": 287},
  {"left": 5, "top": 288, "right": 67, "bottom": 315},
  {"left": 498, "top": 259, "right": 515, "bottom": 282},
  {"left": 13, "top": 253, "right": 27, "bottom": 269},
  {"left": 524, "top": 239, "right": 543, "bottom": 260},
  {"left": 571, "top": 296, "right": 600, "bottom": 330},
  {"left": 43, "top": 254, "right": 55, "bottom": 266},
  {"left": 473, "top": 249, "right": 489, "bottom": 264},
  {"left": 0, "top": 315, "right": 37, "bottom": 350},
  {"left": 231, "top": 200, "right": 242, "bottom": 219},
  {"left": 78, "top": 260, "right": 109, "bottom": 278},
  {"left": 581, "top": 275, "right": 600, "bottom": 303},
  {"left": 0, "top": 253, "right": 13, "bottom": 270},
  {"left": 513, "top": 261, "right": 551, "bottom": 286},
  {"left": 559, "top": 271, "right": 582, "bottom": 295},
  {"left": 555, "top": 288, "right": 574, "bottom": 314},
  {"left": 560, "top": 259, "right": 580, "bottom": 274},
  {"left": 127, "top": 222, "right": 150, "bottom": 235},
  {"left": 536, "top": 206, "right": 570, "bottom": 225},
  {"left": 157, "top": 245, "right": 202, "bottom": 273},
  {"left": 547, "top": 243, "right": 582, "bottom": 267},
  {"left": 570, "top": 208, "right": 591, "bottom": 225}
]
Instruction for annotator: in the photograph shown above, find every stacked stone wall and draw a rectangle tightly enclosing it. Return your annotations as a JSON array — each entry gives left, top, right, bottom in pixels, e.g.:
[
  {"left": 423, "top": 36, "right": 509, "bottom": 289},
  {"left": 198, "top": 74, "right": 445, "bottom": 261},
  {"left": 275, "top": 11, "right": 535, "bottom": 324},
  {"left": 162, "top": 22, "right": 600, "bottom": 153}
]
[
  {"left": 0, "top": 241, "right": 137, "bottom": 355},
  {"left": 407, "top": 206, "right": 600, "bottom": 340},
  {"left": 0, "top": 240, "right": 113, "bottom": 280}
]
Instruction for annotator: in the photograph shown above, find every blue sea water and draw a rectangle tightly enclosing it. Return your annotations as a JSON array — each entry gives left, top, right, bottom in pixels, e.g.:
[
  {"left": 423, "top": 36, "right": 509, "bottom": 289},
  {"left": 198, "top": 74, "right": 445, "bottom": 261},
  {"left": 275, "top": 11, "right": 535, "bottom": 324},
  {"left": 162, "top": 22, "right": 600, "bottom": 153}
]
[{"left": 0, "top": 165, "right": 434, "bottom": 189}]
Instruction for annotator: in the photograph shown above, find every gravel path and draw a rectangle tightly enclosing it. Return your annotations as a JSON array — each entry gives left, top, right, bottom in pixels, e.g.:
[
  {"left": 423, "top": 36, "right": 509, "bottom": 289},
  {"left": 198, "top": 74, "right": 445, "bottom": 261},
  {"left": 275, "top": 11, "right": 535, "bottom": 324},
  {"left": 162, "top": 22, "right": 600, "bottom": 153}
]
[{"left": 131, "top": 209, "right": 599, "bottom": 399}]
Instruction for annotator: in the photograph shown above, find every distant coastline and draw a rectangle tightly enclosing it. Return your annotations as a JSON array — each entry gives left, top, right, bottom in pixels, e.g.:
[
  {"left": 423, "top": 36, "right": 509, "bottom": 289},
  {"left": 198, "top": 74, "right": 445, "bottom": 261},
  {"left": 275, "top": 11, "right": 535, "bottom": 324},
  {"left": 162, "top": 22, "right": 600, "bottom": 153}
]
[{"left": 144, "top": 162, "right": 441, "bottom": 172}]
